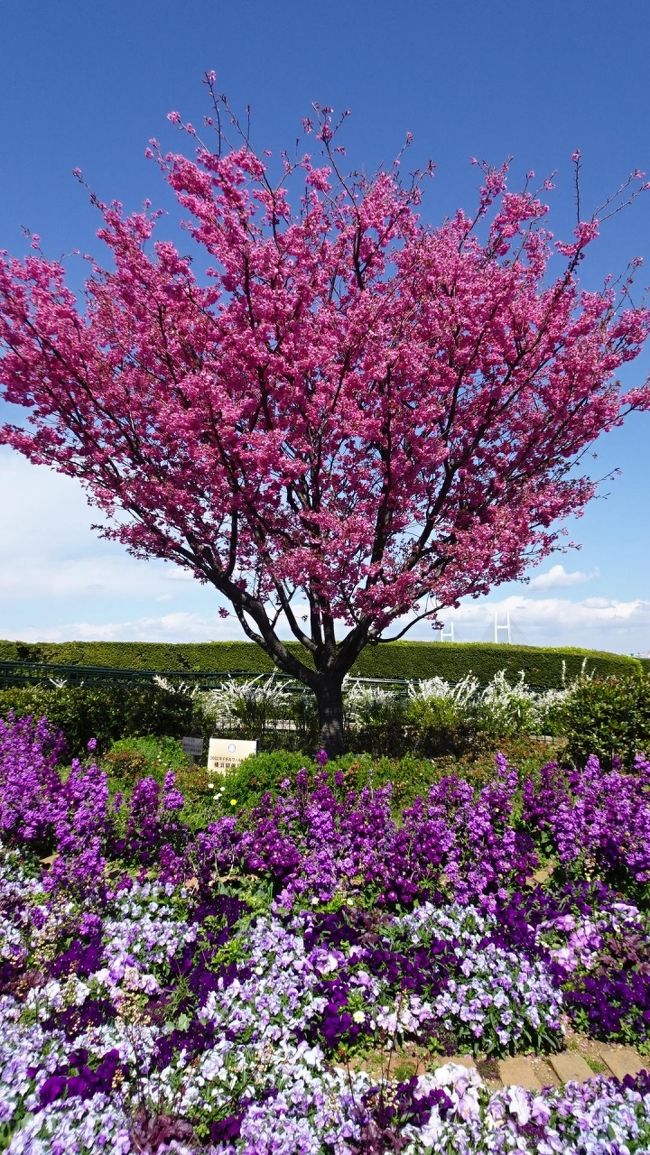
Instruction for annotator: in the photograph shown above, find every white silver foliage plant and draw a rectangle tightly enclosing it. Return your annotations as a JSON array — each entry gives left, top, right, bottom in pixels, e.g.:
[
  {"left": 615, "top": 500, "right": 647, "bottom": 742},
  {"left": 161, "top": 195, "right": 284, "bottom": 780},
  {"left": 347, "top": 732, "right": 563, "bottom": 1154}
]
[
  {"left": 407, "top": 673, "right": 480, "bottom": 708},
  {"left": 199, "top": 672, "right": 296, "bottom": 730},
  {"left": 342, "top": 678, "right": 402, "bottom": 730}
]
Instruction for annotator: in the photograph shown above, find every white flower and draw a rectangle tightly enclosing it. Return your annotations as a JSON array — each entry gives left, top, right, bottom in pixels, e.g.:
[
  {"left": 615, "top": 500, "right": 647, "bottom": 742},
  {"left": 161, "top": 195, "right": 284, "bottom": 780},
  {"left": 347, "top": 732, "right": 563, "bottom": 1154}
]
[{"left": 504, "top": 1083, "right": 532, "bottom": 1126}]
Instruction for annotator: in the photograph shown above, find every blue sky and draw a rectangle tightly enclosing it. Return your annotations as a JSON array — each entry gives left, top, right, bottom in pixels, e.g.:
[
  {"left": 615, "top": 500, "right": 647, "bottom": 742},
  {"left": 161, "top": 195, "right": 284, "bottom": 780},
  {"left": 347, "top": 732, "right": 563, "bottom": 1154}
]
[{"left": 1, "top": 0, "right": 649, "bottom": 654}]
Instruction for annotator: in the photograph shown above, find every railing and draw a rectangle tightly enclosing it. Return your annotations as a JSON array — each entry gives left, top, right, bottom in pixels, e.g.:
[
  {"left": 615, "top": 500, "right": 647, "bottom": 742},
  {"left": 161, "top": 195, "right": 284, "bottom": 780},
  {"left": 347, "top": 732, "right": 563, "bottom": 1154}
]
[
  {"left": 0, "top": 660, "right": 417, "bottom": 694},
  {"left": 0, "top": 660, "right": 554, "bottom": 697}
]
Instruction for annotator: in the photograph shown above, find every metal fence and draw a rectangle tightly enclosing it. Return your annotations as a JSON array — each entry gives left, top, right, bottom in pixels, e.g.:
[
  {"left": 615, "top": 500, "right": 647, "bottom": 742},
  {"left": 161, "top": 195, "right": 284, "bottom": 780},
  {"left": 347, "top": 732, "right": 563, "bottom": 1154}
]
[
  {"left": 0, "top": 659, "right": 562, "bottom": 757},
  {"left": 0, "top": 660, "right": 556, "bottom": 700},
  {"left": 0, "top": 660, "right": 417, "bottom": 695}
]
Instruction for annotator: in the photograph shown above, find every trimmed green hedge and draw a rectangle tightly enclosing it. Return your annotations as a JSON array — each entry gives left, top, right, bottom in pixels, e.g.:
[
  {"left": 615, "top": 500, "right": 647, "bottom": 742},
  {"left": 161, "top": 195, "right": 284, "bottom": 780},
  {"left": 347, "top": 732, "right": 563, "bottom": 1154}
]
[
  {"left": 350, "top": 641, "right": 639, "bottom": 688},
  {"left": 0, "top": 638, "right": 640, "bottom": 690},
  {"left": 0, "top": 639, "right": 274, "bottom": 672}
]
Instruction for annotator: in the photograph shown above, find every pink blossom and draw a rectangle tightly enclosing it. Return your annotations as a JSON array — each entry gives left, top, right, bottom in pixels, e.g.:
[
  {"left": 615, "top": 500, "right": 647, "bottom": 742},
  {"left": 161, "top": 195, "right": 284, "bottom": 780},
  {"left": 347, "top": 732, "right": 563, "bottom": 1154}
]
[{"left": 0, "top": 113, "right": 647, "bottom": 747}]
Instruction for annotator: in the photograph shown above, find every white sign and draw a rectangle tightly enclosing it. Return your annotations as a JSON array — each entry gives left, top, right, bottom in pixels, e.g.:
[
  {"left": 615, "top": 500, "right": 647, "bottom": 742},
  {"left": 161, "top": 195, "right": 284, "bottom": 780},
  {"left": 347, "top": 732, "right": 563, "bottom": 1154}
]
[{"left": 207, "top": 737, "right": 257, "bottom": 774}]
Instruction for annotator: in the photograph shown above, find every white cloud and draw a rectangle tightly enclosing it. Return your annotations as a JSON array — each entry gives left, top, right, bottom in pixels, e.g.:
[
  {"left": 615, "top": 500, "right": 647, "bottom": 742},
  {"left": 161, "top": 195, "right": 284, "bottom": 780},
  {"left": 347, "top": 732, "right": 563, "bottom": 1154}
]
[
  {"left": 0, "top": 450, "right": 197, "bottom": 604},
  {"left": 425, "top": 594, "right": 650, "bottom": 654},
  {"left": 1, "top": 447, "right": 648, "bottom": 657},
  {"left": 2, "top": 594, "right": 648, "bottom": 657},
  {"left": 0, "top": 554, "right": 165, "bottom": 601},
  {"left": 528, "top": 564, "right": 599, "bottom": 590},
  {"left": 5, "top": 612, "right": 236, "bottom": 644},
  {"left": 1, "top": 451, "right": 105, "bottom": 555}
]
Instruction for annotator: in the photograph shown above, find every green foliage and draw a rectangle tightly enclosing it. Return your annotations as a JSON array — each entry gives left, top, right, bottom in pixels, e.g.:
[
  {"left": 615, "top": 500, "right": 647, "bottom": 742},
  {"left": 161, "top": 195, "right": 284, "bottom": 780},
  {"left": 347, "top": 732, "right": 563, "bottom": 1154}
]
[
  {"left": 100, "top": 734, "right": 217, "bottom": 832},
  {"left": 103, "top": 735, "right": 192, "bottom": 784},
  {"left": 0, "top": 684, "right": 195, "bottom": 757},
  {"left": 0, "top": 640, "right": 20, "bottom": 662},
  {"left": 446, "top": 735, "right": 567, "bottom": 787},
  {"left": 344, "top": 670, "right": 570, "bottom": 760},
  {"left": 217, "top": 748, "right": 518, "bottom": 813},
  {"left": 0, "top": 638, "right": 640, "bottom": 688},
  {"left": 102, "top": 746, "right": 149, "bottom": 782},
  {"left": 561, "top": 675, "right": 650, "bottom": 769},
  {"left": 350, "top": 642, "right": 640, "bottom": 688},
  {"left": 0, "top": 639, "right": 285, "bottom": 673},
  {"left": 190, "top": 685, "right": 317, "bottom": 755},
  {"left": 332, "top": 752, "right": 447, "bottom": 809},
  {"left": 404, "top": 696, "right": 478, "bottom": 756},
  {"left": 343, "top": 684, "right": 409, "bottom": 758},
  {"left": 472, "top": 672, "right": 543, "bottom": 740},
  {"left": 197, "top": 676, "right": 308, "bottom": 738},
  {"left": 218, "top": 750, "right": 313, "bottom": 807},
  {"left": 0, "top": 686, "right": 80, "bottom": 752}
]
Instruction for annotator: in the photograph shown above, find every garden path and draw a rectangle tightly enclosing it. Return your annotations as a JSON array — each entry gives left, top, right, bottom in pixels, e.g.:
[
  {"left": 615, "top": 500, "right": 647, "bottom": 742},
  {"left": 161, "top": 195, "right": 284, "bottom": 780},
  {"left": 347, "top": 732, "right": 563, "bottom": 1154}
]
[{"left": 344, "top": 1038, "right": 647, "bottom": 1092}]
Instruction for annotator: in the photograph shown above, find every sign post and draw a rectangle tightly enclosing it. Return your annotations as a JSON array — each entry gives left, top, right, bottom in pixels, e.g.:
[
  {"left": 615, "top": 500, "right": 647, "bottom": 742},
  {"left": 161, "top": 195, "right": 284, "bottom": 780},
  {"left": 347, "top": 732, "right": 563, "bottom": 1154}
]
[{"left": 181, "top": 737, "right": 204, "bottom": 764}]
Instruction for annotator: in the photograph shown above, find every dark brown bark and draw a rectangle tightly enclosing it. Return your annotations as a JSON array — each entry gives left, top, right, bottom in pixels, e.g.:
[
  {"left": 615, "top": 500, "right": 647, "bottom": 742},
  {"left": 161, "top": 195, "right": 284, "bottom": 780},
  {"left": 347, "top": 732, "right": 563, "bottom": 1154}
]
[{"left": 314, "top": 675, "right": 346, "bottom": 756}]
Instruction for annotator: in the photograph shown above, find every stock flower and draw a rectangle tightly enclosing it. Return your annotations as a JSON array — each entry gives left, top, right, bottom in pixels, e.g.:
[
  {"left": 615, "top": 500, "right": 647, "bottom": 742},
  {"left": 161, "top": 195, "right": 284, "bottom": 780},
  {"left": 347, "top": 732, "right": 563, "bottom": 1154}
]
[{"left": 1, "top": 717, "right": 649, "bottom": 1152}]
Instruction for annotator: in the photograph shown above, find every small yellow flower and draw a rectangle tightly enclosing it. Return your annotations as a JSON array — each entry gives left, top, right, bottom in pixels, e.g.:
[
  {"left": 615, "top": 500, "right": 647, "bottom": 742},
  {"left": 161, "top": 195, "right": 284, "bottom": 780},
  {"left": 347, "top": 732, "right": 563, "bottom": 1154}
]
[{"left": 230, "top": 798, "right": 238, "bottom": 806}]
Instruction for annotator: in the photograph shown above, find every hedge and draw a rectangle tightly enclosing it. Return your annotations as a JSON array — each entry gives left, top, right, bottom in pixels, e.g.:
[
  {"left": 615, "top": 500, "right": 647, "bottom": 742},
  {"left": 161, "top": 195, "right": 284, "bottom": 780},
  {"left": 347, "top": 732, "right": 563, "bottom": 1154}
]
[
  {"left": 351, "top": 642, "right": 640, "bottom": 688},
  {"left": 0, "top": 638, "right": 640, "bottom": 690},
  {"left": 0, "top": 640, "right": 262, "bottom": 672},
  {"left": 0, "top": 684, "right": 195, "bottom": 757},
  {"left": 560, "top": 673, "right": 650, "bottom": 769}
]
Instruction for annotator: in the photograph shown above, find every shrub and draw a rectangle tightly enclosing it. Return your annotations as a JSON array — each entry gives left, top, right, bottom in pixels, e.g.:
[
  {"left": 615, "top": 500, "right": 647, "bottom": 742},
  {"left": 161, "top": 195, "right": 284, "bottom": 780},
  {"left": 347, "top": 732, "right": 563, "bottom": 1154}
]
[
  {"left": 101, "top": 735, "right": 216, "bottom": 834},
  {"left": 192, "top": 677, "right": 318, "bottom": 754},
  {"left": 198, "top": 668, "right": 583, "bottom": 763},
  {"left": 331, "top": 752, "right": 449, "bottom": 808},
  {"left": 476, "top": 671, "right": 543, "bottom": 739},
  {"left": 218, "top": 750, "right": 316, "bottom": 808},
  {"left": 560, "top": 675, "right": 650, "bottom": 769},
  {"left": 444, "top": 734, "right": 567, "bottom": 789},
  {"left": 216, "top": 749, "right": 512, "bottom": 814},
  {"left": 0, "top": 684, "right": 195, "bottom": 756},
  {"left": 102, "top": 735, "right": 192, "bottom": 786},
  {"left": 198, "top": 674, "right": 297, "bottom": 738},
  {"left": 405, "top": 695, "right": 478, "bottom": 756},
  {"left": 0, "top": 637, "right": 640, "bottom": 685},
  {"left": 342, "top": 679, "right": 408, "bottom": 757},
  {"left": 402, "top": 671, "right": 571, "bottom": 754},
  {"left": 350, "top": 641, "right": 639, "bottom": 687},
  {"left": 0, "top": 686, "right": 81, "bottom": 754},
  {"left": 101, "top": 746, "right": 149, "bottom": 783}
]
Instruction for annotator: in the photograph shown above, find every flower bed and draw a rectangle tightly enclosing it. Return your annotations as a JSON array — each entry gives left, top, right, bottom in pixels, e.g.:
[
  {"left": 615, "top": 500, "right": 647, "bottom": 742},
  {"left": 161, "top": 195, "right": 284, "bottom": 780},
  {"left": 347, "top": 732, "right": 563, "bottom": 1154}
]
[{"left": 0, "top": 713, "right": 649, "bottom": 1153}]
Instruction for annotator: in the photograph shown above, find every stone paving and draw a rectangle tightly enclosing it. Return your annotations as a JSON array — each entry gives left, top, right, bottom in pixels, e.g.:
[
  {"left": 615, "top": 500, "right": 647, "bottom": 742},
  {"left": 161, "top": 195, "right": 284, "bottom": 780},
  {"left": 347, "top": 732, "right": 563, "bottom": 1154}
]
[
  {"left": 466, "top": 1041, "right": 647, "bottom": 1091},
  {"left": 344, "top": 1039, "right": 648, "bottom": 1091}
]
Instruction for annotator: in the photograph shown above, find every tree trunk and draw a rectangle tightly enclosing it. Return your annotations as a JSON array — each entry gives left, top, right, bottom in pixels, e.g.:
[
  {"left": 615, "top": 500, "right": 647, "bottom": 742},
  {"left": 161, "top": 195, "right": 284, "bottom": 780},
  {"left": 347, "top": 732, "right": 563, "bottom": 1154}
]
[{"left": 314, "top": 675, "right": 346, "bottom": 756}]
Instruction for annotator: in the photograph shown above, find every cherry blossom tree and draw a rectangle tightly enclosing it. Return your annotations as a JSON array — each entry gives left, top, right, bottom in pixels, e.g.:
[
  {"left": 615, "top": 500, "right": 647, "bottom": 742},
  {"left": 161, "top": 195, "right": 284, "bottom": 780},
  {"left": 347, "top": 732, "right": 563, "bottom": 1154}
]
[{"left": 1, "top": 89, "right": 649, "bottom": 751}]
